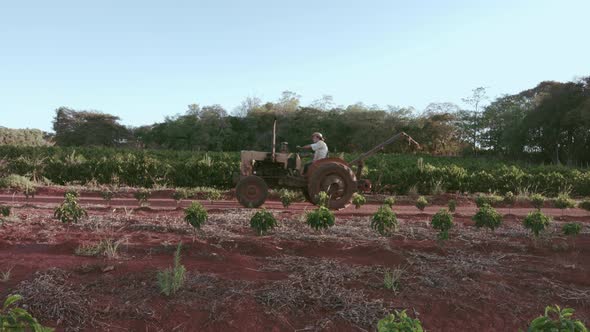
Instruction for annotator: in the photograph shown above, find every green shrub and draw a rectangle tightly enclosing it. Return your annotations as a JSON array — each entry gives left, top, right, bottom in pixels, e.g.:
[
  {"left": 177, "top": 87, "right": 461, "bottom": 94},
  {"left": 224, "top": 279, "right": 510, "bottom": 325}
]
[
  {"left": 554, "top": 194, "right": 576, "bottom": 210},
  {"left": 184, "top": 202, "right": 208, "bottom": 229},
  {"left": 0, "top": 206, "right": 10, "bottom": 217},
  {"left": 54, "top": 193, "right": 87, "bottom": 223},
  {"left": 352, "top": 192, "right": 366, "bottom": 209},
  {"left": 383, "top": 268, "right": 404, "bottom": 292},
  {"left": 578, "top": 199, "right": 590, "bottom": 211},
  {"left": 64, "top": 189, "right": 79, "bottom": 198},
  {"left": 306, "top": 206, "right": 335, "bottom": 230},
  {"left": 157, "top": 243, "right": 186, "bottom": 297},
  {"left": 315, "top": 191, "right": 330, "bottom": 208},
  {"left": 473, "top": 203, "right": 502, "bottom": 231},
  {"left": 371, "top": 205, "right": 398, "bottom": 236},
  {"left": 475, "top": 194, "right": 503, "bottom": 208},
  {"left": 504, "top": 191, "right": 516, "bottom": 206},
  {"left": 134, "top": 188, "right": 151, "bottom": 206},
  {"left": 415, "top": 196, "right": 428, "bottom": 211},
  {"left": 0, "top": 294, "right": 54, "bottom": 331},
  {"left": 562, "top": 222, "right": 582, "bottom": 237},
  {"left": 530, "top": 194, "right": 546, "bottom": 209},
  {"left": 523, "top": 305, "right": 587, "bottom": 332},
  {"left": 377, "top": 310, "right": 424, "bottom": 332},
  {"left": 384, "top": 196, "right": 395, "bottom": 208},
  {"left": 523, "top": 210, "right": 551, "bottom": 237},
  {"left": 431, "top": 208, "right": 453, "bottom": 240},
  {"left": 279, "top": 189, "right": 296, "bottom": 208},
  {"left": 250, "top": 209, "right": 278, "bottom": 235},
  {"left": 447, "top": 199, "right": 456, "bottom": 213}
]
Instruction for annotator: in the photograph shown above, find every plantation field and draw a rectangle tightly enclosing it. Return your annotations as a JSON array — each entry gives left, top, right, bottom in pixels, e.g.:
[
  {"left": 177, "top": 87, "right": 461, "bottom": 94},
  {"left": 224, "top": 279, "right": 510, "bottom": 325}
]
[
  {"left": 0, "top": 191, "right": 589, "bottom": 331},
  {"left": 2, "top": 146, "right": 590, "bottom": 196}
]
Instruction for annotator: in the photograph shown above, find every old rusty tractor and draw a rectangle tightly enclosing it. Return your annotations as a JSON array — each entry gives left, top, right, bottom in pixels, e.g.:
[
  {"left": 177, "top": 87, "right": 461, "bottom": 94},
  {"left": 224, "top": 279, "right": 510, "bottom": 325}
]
[{"left": 235, "top": 121, "right": 419, "bottom": 209}]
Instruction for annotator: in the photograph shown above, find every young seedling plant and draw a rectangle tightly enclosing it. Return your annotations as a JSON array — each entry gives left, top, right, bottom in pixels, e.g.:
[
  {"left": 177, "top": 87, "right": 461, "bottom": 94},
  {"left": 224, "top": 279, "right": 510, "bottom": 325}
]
[
  {"left": 554, "top": 193, "right": 576, "bottom": 216},
  {"left": 562, "top": 222, "right": 582, "bottom": 249},
  {"left": 306, "top": 206, "right": 335, "bottom": 231},
  {"left": 250, "top": 209, "right": 278, "bottom": 235},
  {"left": 415, "top": 196, "right": 428, "bottom": 212},
  {"left": 157, "top": 243, "right": 186, "bottom": 297},
  {"left": 352, "top": 192, "right": 366, "bottom": 209},
  {"left": 279, "top": 189, "right": 296, "bottom": 208},
  {"left": 447, "top": 199, "right": 456, "bottom": 213},
  {"left": 100, "top": 188, "right": 114, "bottom": 205},
  {"left": 431, "top": 208, "right": 453, "bottom": 241},
  {"left": 371, "top": 205, "right": 398, "bottom": 236},
  {"left": 504, "top": 191, "right": 515, "bottom": 215},
  {"left": 384, "top": 196, "right": 395, "bottom": 208},
  {"left": 472, "top": 203, "right": 502, "bottom": 232},
  {"left": 134, "top": 188, "right": 151, "bottom": 207},
  {"left": 530, "top": 193, "right": 545, "bottom": 210},
  {"left": 54, "top": 193, "right": 88, "bottom": 224},
  {"left": 173, "top": 189, "right": 189, "bottom": 206},
  {"left": 184, "top": 202, "right": 208, "bottom": 231},
  {"left": 523, "top": 210, "right": 551, "bottom": 238},
  {"left": 377, "top": 309, "right": 424, "bottom": 332}
]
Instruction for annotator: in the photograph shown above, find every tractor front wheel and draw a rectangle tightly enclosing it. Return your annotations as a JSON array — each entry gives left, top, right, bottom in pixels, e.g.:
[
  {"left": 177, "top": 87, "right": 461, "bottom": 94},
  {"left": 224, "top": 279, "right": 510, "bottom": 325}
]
[{"left": 236, "top": 176, "right": 268, "bottom": 208}]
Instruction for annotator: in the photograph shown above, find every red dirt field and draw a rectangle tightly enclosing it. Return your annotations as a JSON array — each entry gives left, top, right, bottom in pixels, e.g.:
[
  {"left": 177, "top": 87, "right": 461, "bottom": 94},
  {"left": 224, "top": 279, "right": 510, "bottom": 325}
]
[{"left": 0, "top": 192, "right": 589, "bottom": 331}]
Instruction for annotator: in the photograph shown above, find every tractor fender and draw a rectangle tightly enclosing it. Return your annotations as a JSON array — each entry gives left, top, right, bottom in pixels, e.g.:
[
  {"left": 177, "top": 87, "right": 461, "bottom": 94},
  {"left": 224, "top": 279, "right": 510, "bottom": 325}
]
[{"left": 305, "top": 158, "right": 352, "bottom": 179}]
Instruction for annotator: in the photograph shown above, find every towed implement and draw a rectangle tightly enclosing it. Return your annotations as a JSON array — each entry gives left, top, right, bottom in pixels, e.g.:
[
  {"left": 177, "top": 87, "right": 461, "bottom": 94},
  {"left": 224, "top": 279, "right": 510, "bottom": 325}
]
[{"left": 235, "top": 122, "right": 419, "bottom": 209}]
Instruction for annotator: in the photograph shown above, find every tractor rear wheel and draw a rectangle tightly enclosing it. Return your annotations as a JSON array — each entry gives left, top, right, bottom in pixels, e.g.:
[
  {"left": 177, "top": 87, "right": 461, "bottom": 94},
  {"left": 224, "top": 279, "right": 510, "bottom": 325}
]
[
  {"left": 307, "top": 163, "right": 356, "bottom": 210},
  {"left": 236, "top": 176, "right": 268, "bottom": 208}
]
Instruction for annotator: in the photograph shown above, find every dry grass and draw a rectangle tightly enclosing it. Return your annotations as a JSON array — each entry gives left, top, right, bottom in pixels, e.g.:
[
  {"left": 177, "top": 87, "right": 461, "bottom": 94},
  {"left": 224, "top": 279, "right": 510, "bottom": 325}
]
[
  {"left": 256, "top": 256, "right": 389, "bottom": 329},
  {"left": 15, "top": 268, "right": 92, "bottom": 331}
]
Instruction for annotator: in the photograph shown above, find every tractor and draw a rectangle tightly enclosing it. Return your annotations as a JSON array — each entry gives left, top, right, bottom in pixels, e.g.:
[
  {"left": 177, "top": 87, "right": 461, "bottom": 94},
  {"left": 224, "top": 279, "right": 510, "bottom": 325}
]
[{"left": 235, "top": 121, "right": 419, "bottom": 209}]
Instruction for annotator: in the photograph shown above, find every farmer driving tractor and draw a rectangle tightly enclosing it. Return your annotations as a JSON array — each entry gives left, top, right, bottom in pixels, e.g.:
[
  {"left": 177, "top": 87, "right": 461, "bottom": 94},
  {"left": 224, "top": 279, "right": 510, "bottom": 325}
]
[{"left": 297, "top": 132, "right": 328, "bottom": 174}]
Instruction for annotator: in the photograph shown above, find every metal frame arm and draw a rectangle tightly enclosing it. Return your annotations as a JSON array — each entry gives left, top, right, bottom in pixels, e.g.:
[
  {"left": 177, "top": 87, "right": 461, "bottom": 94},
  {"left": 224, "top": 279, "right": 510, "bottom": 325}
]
[{"left": 349, "top": 132, "right": 420, "bottom": 166}]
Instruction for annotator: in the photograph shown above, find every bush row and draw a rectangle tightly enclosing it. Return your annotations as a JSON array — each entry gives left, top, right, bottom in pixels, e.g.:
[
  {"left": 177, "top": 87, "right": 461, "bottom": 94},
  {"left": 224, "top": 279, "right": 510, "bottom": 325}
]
[{"left": 1, "top": 146, "right": 589, "bottom": 195}]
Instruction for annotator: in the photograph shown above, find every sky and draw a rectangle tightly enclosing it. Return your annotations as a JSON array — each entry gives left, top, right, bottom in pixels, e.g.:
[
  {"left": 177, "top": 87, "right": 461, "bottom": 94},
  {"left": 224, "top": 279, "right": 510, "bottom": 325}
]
[{"left": 0, "top": 0, "right": 588, "bottom": 131}]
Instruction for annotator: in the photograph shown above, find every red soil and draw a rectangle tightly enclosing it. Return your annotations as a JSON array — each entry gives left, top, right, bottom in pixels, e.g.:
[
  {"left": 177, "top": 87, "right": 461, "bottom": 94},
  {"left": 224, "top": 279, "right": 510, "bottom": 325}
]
[{"left": 0, "top": 192, "right": 589, "bottom": 331}]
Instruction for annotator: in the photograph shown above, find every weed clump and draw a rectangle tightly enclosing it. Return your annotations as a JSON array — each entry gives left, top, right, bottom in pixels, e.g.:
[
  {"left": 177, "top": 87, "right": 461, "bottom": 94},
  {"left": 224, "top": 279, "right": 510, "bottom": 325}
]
[{"left": 157, "top": 243, "right": 186, "bottom": 296}]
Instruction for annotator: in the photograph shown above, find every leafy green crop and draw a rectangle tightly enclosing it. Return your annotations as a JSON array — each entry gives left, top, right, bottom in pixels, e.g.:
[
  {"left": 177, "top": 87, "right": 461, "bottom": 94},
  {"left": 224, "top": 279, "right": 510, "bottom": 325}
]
[
  {"left": 431, "top": 208, "right": 453, "bottom": 240},
  {"left": 523, "top": 210, "right": 551, "bottom": 237},
  {"left": 473, "top": 203, "right": 502, "bottom": 231},
  {"left": 315, "top": 191, "right": 330, "bottom": 208},
  {"left": 250, "top": 209, "right": 278, "bottom": 235},
  {"left": 377, "top": 310, "right": 424, "bottom": 332},
  {"left": 523, "top": 305, "right": 587, "bottom": 332},
  {"left": 352, "top": 192, "right": 366, "bottom": 209},
  {"left": 54, "top": 193, "right": 87, "bottom": 223},
  {"left": 504, "top": 191, "right": 516, "bottom": 205},
  {"left": 0, "top": 294, "right": 54, "bottom": 331},
  {"left": 184, "top": 202, "right": 208, "bottom": 229},
  {"left": 0, "top": 206, "right": 10, "bottom": 217},
  {"left": 371, "top": 205, "right": 398, "bottom": 236},
  {"left": 306, "top": 206, "right": 335, "bottom": 230}
]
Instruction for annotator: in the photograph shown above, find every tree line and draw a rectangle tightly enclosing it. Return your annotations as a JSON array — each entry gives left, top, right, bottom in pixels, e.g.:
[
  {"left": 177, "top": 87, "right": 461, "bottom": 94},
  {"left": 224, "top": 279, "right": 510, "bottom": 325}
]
[{"left": 2, "top": 76, "right": 589, "bottom": 165}]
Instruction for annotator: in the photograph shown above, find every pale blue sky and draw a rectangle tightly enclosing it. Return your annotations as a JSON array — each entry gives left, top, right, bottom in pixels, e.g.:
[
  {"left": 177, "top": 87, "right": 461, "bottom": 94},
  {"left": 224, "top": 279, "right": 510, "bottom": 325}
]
[{"left": 1, "top": 0, "right": 588, "bottom": 131}]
